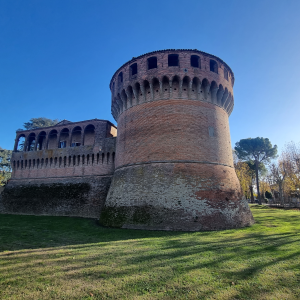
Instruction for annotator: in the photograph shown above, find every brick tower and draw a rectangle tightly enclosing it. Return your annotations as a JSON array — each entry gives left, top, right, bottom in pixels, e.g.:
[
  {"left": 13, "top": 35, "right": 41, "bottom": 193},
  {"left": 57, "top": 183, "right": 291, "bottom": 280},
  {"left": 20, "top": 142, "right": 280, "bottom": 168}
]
[{"left": 100, "top": 49, "right": 254, "bottom": 231}]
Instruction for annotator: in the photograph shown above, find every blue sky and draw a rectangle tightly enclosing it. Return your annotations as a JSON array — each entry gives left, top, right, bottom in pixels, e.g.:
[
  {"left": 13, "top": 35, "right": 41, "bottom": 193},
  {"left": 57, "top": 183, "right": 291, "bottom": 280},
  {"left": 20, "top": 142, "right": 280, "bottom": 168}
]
[{"left": 1, "top": 0, "right": 299, "bottom": 151}]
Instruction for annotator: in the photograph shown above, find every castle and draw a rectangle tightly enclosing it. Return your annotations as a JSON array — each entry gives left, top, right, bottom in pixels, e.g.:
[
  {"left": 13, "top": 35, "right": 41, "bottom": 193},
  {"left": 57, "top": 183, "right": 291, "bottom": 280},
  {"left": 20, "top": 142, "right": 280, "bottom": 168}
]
[{"left": 0, "top": 49, "right": 254, "bottom": 231}]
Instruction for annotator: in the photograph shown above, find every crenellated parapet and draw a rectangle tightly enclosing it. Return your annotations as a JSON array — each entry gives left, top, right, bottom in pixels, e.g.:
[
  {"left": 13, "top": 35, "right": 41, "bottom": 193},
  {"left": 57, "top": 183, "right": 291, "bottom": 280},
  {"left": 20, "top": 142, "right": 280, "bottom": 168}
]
[{"left": 109, "top": 49, "right": 235, "bottom": 121}]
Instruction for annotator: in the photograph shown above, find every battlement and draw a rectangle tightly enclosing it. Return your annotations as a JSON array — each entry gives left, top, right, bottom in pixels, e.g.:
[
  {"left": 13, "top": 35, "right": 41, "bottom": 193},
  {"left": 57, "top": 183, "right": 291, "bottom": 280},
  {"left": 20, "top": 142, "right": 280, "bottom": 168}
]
[{"left": 110, "top": 49, "right": 234, "bottom": 121}]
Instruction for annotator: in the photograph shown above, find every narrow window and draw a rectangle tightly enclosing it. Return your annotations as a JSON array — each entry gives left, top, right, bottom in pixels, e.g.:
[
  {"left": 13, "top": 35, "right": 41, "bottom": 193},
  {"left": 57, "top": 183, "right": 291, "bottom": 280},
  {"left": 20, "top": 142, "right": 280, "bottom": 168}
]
[
  {"left": 29, "top": 159, "right": 31, "bottom": 168},
  {"left": 64, "top": 156, "right": 67, "bottom": 167},
  {"left": 107, "top": 153, "right": 110, "bottom": 163},
  {"left": 21, "top": 160, "right": 23, "bottom": 169},
  {"left": 191, "top": 55, "right": 200, "bottom": 68},
  {"left": 118, "top": 72, "right": 123, "bottom": 84},
  {"left": 82, "top": 155, "right": 85, "bottom": 165},
  {"left": 73, "top": 155, "right": 76, "bottom": 166},
  {"left": 210, "top": 60, "right": 218, "bottom": 73},
  {"left": 148, "top": 57, "right": 157, "bottom": 69},
  {"left": 25, "top": 160, "right": 27, "bottom": 168},
  {"left": 102, "top": 153, "right": 105, "bottom": 164},
  {"left": 92, "top": 154, "right": 94, "bottom": 165},
  {"left": 168, "top": 54, "right": 179, "bottom": 67},
  {"left": 87, "top": 154, "right": 90, "bottom": 165},
  {"left": 77, "top": 155, "right": 80, "bottom": 165},
  {"left": 17, "top": 161, "right": 19, "bottom": 169},
  {"left": 224, "top": 68, "right": 228, "bottom": 80},
  {"left": 130, "top": 63, "right": 137, "bottom": 76},
  {"left": 97, "top": 153, "right": 100, "bottom": 164}
]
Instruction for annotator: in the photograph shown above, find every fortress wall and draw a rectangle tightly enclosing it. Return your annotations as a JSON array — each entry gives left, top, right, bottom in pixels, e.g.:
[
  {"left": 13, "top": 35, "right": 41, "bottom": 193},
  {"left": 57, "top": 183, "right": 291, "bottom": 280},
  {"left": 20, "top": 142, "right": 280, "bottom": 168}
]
[
  {"left": 1, "top": 132, "right": 116, "bottom": 219},
  {"left": 0, "top": 175, "right": 112, "bottom": 218}
]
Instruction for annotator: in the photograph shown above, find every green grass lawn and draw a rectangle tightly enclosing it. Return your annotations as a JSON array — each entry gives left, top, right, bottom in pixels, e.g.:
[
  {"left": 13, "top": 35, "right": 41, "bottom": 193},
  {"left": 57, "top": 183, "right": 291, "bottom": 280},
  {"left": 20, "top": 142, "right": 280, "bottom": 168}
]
[{"left": 0, "top": 205, "right": 300, "bottom": 300}]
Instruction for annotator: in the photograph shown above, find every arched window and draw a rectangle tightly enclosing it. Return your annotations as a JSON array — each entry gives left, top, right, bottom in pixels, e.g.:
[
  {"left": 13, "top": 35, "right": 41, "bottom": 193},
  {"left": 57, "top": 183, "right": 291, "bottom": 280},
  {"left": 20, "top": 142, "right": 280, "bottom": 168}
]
[
  {"left": 92, "top": 154, "right": 94, "bottom": 165},
  {"left": 36, "top": 131, "right": 47, "bottom": 150},
  {"left": 27, "top": 133, "right": 36, "bottom": 151},
  {"left": 102, "top": 153, "right": 105, "bottom": 164},
  {"left": 168, "top": 54, "right": 179, "bottom": 67},
  {"left": 191, "top": 55, "right": 200, "bottom": 68},
  {"left": 82, "top": 155, "right": 85, "bottom": 165},
  {"left": 48, "top": 130, "right": 58, "bottom": 149},
  {"left": 130, "top": 63, "right": 137, "bottom": 76},
  {"left": 71, "top": 126, "right": 82, "bottom": 147},
  {"left": 210, "top": 60, "right": 218, "bottom": 73},
  {"left": 97, "top": 153, "right": 100, "bottom": 164},
  {"left": 224, "top": 68, "right": 228, "bottom": 80},
  {"left": 107, "top": 152, "right": 110, "bottom": 163},
  {"left": 73, "top": 155, "right": 76, "bottom": 166},
  {"left": 15, "top": 134, "right": 26, "bottom": 151},
  {"left": 148, "top": 57, "right": 157, "bottom": 69},
  {"left": 59, "top": 157, "right": 62, "bottom": 167},
  {"left": 112, "top": 152, "right": 115, "bottom": 164},
  {"left": 59, "top": 128, "right": 69, "bottom": 148},
  {"left": 83, "top": 125, "right": 95, "bottom": 146}
]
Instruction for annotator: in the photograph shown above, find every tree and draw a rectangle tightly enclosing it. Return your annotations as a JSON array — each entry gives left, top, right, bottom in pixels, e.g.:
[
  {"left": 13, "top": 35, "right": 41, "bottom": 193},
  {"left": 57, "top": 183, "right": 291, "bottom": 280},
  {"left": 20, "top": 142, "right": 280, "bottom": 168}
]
[
  {"left": 0, "top": 147, "right": 12, "bottom": 186},
  {"left": 23, "top": 117, "right": 59, "bottom": 130},
  {"left": 235, "top": 137, "right": 277, "bottom": 204},
  {"left": 246, "top": 160, "right": 266, "bottom": 203},
  {"left": 268, "top": 160, "right": 292, "bottom": 204}
]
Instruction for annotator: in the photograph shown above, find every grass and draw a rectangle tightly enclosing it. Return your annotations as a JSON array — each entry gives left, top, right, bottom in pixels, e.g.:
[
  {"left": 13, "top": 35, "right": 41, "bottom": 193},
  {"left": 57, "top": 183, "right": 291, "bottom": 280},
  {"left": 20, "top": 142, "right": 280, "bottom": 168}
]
[{"left": 0, "top": 205, "right": 300, "bottom": 299}]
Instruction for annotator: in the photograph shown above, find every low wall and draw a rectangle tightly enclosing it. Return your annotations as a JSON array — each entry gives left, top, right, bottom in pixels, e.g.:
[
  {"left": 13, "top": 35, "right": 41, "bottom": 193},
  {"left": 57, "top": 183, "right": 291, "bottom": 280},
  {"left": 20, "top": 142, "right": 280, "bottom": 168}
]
[{"left": 0, "top": 175, "right": 112, "bottom": 218}]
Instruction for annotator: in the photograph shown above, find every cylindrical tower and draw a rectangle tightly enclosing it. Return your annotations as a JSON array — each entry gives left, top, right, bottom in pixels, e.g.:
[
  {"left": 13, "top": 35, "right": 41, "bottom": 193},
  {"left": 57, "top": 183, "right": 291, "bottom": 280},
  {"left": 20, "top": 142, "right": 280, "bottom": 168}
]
[{"left": 100, "top": 49, "right": 254, "bottom": 231}]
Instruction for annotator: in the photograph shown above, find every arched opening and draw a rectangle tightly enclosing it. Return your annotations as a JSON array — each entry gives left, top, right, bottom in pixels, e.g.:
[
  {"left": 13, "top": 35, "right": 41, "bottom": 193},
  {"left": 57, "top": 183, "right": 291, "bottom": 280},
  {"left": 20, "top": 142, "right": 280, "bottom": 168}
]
[
  {"left": 92, "top": 154, "right": 94, "bottom": 165},
  {"left": 73, "top": 155, "right": 76, "bottom": 166},
  {"left": 84, "top": 125, "right": 95, "bottom": 146},
  {"left": 77, "top": 155, "right": 80, "bottom": 165},
  {"left": 191, "top": 55, "right": 200, "bottom": 68},
  {"left": 107, "top": 152, "right": 110, "bottom": 163},
  {"left": 148, "top": 57, "right": 157, "bottom": 69},
  {"left": 217, "top": 84, "right": 224, "bottom": 105},
  {"left": 134, "top": 82, "right": 141, "bottom": 104},
  {"left": 152, "top": 78, "right": 160, "bottom": 100},
  {"left": 27, "top": 133, "right": 36, "bottom": 151},
  {"left": 48, "top": 130, "right": 58, "bottom": 149},
  {"left": 102, "top": 153, "right": 105, "bottom": 164},
  {"left": 25, "top": 160, "right": 27, "bottom": 168},
  {"left": 210, "top": 60, "right": 218, "bottom": 73},
  {"left": 87, "top": 154, "right": 90, "bottom": 165},
  {"left": 121, "top": 89, "right": 128, "bottom": 109},
  {"left": 59, "top": 157, "right": 62, "bottom": 167},
  {"left": 168, "top": 54, "right": 179, "bottom": 66},
  {"left": 191, "top": 77, "right": 201, "bottom": 100},
  {"left": 172, "top": 76, "right": 180, "bottom": 98},
  {"left": 50, "top": 158, "right": 53, "bottom": 167},
  {"left": 112, "top": 152, "right": 115, "bottom": 164},
  {"left": 45, "top": 158, "right": 48, "bottom": 167},
  {"left": 209, "top": 81, "right": 218, "bottom": 103},
  {"left": 41, "top": 158, "right": 44, "bottom": 167},
  {"left": 130, "top": 63, "right": 137, "bottom": 76},
  {"left": 59, "top": 128, "right": 69, "bottom": 148},
  {"left": 71, "top": 126, "right": 82, "bottom": 147},
  {"left": 144, "top": 80, "right": 151, "bottom": 101},
  {"left": 82, "top": 155, "right": 85, "bottom": 165},
  {"left": 221, "top": 88, "right": 229, "bottom": 106},
  {"left": 15, "top": 134, "right": 26, "bottom": 151},
  {"left": 97, "top": 153, "right": 100, "bottom": 164},
  {"left": 201, "top": 78, "right": 210, "bottom": 99},
  {"left": 127, "top": 86, "right": 134, "bottom": 106},
  {"left": 64, "top": 156, "right": 67, "bottom": 167},
  {"left": 37, "top": 131, "right": 47, "bottom": 150},
  {"left": 162, "top": 76, "right": 169, "bottom": 99},
  {"left": 182, "top": 76, "right": 190, "bottom": 99}
]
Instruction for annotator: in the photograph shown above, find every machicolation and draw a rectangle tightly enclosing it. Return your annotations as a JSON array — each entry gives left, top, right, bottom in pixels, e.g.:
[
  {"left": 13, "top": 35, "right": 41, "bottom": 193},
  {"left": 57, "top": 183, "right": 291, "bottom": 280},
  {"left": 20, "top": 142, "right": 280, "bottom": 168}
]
[{"left": 1, "top": 49, "right": 254, "bottom": 231}]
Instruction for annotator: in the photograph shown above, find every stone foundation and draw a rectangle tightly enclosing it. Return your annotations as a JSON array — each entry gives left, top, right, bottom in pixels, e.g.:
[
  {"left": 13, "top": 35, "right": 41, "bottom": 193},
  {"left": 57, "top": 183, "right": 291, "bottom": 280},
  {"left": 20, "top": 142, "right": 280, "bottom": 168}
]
[
  {"left": 100, "top": 163, "right": 254, "bottom": 231},
  {"left": 0, "top": 175, "right": 112, "bottom": 218}
]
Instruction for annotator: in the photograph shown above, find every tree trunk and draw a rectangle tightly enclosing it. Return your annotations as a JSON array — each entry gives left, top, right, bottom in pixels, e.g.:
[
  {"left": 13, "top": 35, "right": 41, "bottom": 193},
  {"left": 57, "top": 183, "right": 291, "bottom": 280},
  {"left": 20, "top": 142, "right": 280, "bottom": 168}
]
[
  {"left": 255, "top": 160, "right": 261, "bottom": 204},
  {"left": 249, "top": 185, "right": 254, "bottom": 203}
]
